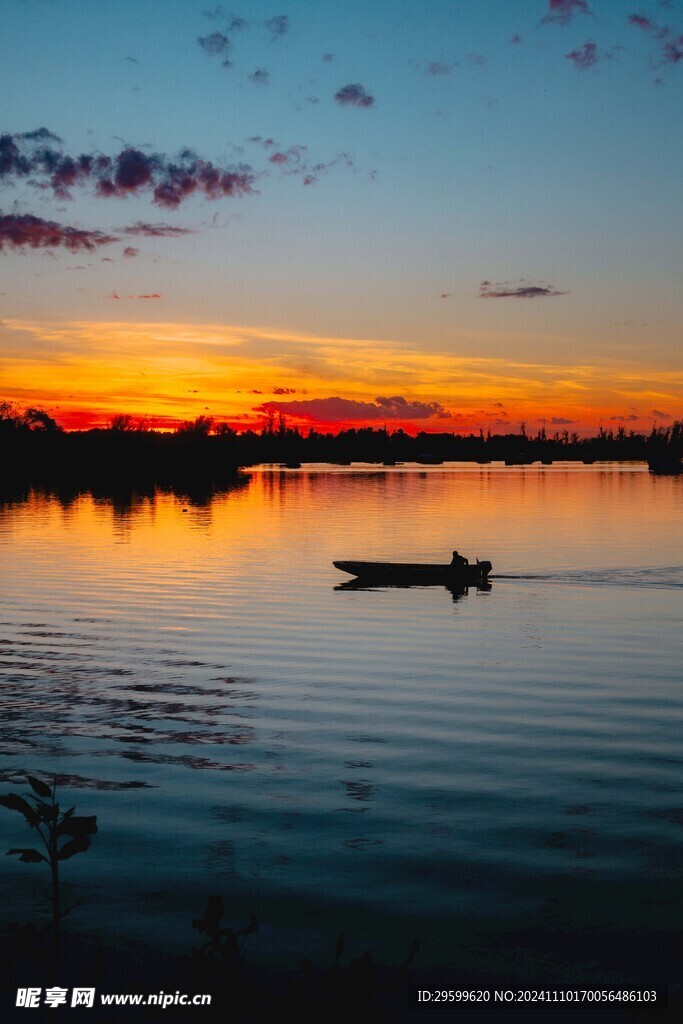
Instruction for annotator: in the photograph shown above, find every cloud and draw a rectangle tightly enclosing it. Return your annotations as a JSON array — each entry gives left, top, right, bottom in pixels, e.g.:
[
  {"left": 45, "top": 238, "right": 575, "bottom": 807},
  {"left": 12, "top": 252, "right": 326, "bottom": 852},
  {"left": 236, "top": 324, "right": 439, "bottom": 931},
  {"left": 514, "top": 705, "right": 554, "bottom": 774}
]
[
  {"left": 629, "top": 14, "right": 656, "bottom": 32},
  {"left": 627, "top": 11, "right": 683, "bottom": 65},
  {"left": 651, "top": 408, "right": 672, "bottom": 419},
  {"left": 249, "top": 68, "right": 270, "bottom": 85},
  {"left": 334, "top": 83, "right": 375, "bottom": 107},
  {"left": 426, "top": 61, "right": 455, "bottom": 75},
  {"left": 0, "top": 213, "right": 118, "bottom": 252},
  {"left": 265, "top": 15, "right": 289, "bottom": 40},
  {"left": 0, "top": 133, "right": 256, "bottom": 209},
  {"left": 550, "top": 416, "right": 576, "bottom": 424},
  {"left": 322, "top": 53, "right": 334, "bottom": 62},
  {"left": 198, "top": 31, "right": 231, "bottom": 56},
  {"left": 272, "top": 386, "right": 298, "bottom": 394},
  {"left": 541, "top": 0, "right": 593, "bottom": 25},
  {"left": 121, "top": 221, "right": 194, "bottom": 237},
  {"left": 253, "top": 394, "right": 451, "bottom": 423},
  {"left": 480, "top": 280, "right": 569, "bottom": 299},
  {"left": 19, "top": 127, "right": 62, "bottom": 142},
  {"left": 607, "top": 414, "right": 640, "bottom": 421},
  {"left": 122, "top": 246, "right": 139, "bottom": 257},
  {"left": 566, "top": 41, "right": 599, "bottom": 68},
  {"left": 109, "top": 292, "right": 161, "bottom": 300},
  {"left": 511, "top": 34, "right": 523, "bottom": 44}
]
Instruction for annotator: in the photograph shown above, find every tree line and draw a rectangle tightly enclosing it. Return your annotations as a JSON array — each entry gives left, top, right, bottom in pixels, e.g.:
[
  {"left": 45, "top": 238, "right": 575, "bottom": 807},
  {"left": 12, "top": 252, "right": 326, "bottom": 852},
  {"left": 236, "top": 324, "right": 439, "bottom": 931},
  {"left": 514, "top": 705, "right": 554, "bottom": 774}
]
[{"left": 1, "top": 401, "right": 681, "bottom": 490}]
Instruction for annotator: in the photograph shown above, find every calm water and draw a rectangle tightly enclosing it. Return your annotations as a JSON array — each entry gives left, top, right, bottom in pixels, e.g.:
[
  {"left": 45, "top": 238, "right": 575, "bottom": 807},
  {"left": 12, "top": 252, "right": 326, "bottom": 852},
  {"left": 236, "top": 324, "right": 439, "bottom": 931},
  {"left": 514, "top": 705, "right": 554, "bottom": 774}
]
[{"left": 0, "top": 465, "right": 681, "bottom": 975}]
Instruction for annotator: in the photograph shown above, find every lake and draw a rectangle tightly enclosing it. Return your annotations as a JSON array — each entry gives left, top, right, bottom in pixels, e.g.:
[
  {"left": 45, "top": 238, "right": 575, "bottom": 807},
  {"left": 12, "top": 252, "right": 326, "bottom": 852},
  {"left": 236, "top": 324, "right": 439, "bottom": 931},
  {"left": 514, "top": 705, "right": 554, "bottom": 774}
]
[{"left": 0, "top": 464, "right": 681, "bottom": 989}]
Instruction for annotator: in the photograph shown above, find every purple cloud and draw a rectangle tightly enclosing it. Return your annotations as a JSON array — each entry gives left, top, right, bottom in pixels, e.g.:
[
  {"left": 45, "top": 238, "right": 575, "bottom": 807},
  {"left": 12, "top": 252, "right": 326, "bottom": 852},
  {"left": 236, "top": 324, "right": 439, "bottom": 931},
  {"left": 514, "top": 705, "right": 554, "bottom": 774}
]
[
  {"left": 198, "top": 31, "right": 231, "bottom": 56},
  {"left": 541, "top": 0, "right": 593, "bottom": 25},
  {"left": 0, "top": 133, "right": 256, "bottom": 209},
  {"left": 480, "top": 280, "right": 569, "bottom": 298},
  {"left": 254, "top": 395, "right": 450, "bottom": 422},
  {"left": 249, "top": 68, "right": 270, "bottom": 85},
  {"left": 550, "top": 417, "right": 576, "bottom": 424},
  {"left": 566, "top": 41, "right": 599, "bottom": 68},
  {"left": 265, "top": 15, "right": 289, "bottom": 40},
  {"left": 627, "top": 11, "right": 683, "bottom": 64},
  {"left": 121, "top": 221, "right": 194, "bottom": 237},
  {"left": 334, "top": 83, "right": 375, "bottom": 107},
  {"left": 651, "top": 409, "right": 672, "bottom": 419},
  {"left": 0, "top": 213, "right": 118, "bottom": 252}
]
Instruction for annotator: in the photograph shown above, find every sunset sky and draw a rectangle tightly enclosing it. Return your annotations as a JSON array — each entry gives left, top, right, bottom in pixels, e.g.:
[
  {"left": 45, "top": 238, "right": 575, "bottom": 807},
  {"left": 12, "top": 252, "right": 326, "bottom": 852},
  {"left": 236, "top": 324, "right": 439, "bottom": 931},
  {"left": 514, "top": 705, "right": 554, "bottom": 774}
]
[{"left": 1, "top": 0, "right": 682, "bottom": 434}]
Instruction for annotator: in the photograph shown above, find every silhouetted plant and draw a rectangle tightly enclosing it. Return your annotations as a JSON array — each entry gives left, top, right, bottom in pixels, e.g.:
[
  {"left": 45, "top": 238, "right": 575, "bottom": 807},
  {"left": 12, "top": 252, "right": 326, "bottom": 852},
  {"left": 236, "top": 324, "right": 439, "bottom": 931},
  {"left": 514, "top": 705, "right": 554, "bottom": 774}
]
[
  {"left": 191, "top": 895, "right": 257, "bottom": 967},
  {"left": 0, "top": 776, "right": 97, "bottom": 933}
]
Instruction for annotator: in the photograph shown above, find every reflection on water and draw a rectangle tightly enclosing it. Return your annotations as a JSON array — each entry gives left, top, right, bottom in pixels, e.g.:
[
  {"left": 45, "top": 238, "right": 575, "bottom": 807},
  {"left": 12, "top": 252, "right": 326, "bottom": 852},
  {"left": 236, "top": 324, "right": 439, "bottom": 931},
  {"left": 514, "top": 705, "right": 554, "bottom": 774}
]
[{"left": 0, "top": 466, "right": 681, "bottom": 969}]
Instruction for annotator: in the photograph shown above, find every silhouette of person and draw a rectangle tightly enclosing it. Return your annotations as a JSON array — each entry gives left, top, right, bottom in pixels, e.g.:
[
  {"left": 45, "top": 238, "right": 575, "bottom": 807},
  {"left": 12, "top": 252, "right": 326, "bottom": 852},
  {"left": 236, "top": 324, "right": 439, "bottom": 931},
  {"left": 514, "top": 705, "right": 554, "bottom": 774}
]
[{"left": 451, "top": 550, "right": 469, "bottom": 569}]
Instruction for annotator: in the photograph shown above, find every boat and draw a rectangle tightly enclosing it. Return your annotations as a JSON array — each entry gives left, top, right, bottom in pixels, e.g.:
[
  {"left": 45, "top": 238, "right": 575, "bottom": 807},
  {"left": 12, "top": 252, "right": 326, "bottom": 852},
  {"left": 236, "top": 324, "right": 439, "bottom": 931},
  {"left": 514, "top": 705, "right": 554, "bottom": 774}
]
[
  {"left": 648, "top": 456, "right": 683, "bottom": 475},
  {"left": 333, "top": 558, "right": 492, "bottom": 585},
  {"left": 415, "top": 453, "right": 443, "bottom": 465}
]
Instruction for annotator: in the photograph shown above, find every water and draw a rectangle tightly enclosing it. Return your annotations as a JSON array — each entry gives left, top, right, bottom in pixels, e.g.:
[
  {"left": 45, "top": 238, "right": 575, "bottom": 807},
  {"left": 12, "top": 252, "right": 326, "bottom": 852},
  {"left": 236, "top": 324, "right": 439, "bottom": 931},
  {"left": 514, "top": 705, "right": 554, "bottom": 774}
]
[{"left": 0, "top": 464, "right": 681, "bottom": 976}]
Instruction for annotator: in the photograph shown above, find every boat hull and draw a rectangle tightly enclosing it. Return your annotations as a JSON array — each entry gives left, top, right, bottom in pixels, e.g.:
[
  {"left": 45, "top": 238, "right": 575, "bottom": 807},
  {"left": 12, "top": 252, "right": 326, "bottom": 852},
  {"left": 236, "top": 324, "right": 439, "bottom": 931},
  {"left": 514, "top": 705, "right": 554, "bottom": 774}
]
[{"left": 333, "top": 560, "right": 492, "bottom": 585}]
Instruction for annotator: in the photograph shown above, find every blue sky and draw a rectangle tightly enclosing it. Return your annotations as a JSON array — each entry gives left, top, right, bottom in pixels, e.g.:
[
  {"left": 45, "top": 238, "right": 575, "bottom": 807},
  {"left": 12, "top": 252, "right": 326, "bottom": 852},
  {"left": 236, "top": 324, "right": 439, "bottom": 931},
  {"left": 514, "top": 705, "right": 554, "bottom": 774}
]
[{"left": 1, "top": 0, "right": 682, "bottom": 431}]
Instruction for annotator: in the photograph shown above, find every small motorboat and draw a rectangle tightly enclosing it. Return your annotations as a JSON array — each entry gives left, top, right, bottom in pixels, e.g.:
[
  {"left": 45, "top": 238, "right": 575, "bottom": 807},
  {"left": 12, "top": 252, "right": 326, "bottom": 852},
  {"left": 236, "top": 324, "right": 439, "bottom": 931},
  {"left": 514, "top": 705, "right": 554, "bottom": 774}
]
[{"left": 333, "top": 557, "right": 492, "bottom": 585}]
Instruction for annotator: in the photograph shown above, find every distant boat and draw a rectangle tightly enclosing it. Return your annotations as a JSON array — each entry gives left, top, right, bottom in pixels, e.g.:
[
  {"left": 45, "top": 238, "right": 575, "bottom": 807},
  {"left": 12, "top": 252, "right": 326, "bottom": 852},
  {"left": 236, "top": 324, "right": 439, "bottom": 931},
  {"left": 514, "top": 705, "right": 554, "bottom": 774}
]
[
  {"left": 415, "top": 453, "right": 443, "bottom": 465},
  {"left": 648, "top": 456, "right": 683, "bottom": 475},
  {"left": 333, "top": 558, "right": 492, "bottom": 586}
]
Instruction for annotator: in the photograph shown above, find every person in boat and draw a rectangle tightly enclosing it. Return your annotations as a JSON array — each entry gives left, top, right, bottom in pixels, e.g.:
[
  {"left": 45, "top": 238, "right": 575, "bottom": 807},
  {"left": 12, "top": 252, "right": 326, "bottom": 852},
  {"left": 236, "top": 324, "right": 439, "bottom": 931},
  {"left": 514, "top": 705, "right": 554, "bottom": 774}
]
[{"left": 450, "top": 550, "right": 469, "bottom": 570}]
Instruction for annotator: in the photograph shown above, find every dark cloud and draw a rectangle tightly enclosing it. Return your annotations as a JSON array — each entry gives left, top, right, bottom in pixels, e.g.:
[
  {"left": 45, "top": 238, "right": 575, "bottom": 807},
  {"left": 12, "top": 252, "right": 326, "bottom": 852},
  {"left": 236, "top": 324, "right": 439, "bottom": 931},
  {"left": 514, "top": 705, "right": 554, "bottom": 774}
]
[
  {"left": 550, "top": 417, "right": 576, "bottom": 424},
  {"left": 249, "top": 68, "right": 270, "bottom": 85},
  {"left": 651, "top": 409, "right": 672, "bottom": 419},
  {"left": 20, "top": 127, "right": 62, "bottom": 142},
  {"left": 0, "top": 213, "right": 118, "bottom": 252},
  {"left": 566, "top": 41, "right": 599, "bottom": 68},
  {"left": 121, "top": 221, "right": 195, "bottom": 237},
  {"left": 334, "top": 83, "right": 375, "bottom": 107},
  {"left": 198, "top": 31, "right": 231, "bottom": 56},
  {"left": 480, "top": 280, "right": 569, "bottom": 298},
  {"left": 0, "top": 134, "right": 256, "bottom": 209},
  {"left": 254, "top": 395, "right": 450, "bottom": 422},
  {"left": 322, "top": 53, "right": 334, "bottom": 62},
  {"left": 607, "top": 414, "right": 639, "bottom": 421},
  {"left": 511, "top": 34, "right": 523, "bottom": 44},
  {"left": 109, "top": 291, "right": 161, "bottom": 300},
  {"left": 122, "top": 246, "right": 139, "bottom": 257},
  {"left": 265, "top": 15, "right": 289, "bottom": 40},
  {"left": 466, "top": 53, "right": 487, "bottom": 65},
  {"left": 272, "top": 386, "right": 298, "bottom": 395},
  {"left": 541, "top": 0, "right": 593, "bottom": 25},
  {"left": 426, "top": 61, "right": 455, "bottom": 75},
  {"left": 439, "top": 292, "right": 451, "bottom": 299}
]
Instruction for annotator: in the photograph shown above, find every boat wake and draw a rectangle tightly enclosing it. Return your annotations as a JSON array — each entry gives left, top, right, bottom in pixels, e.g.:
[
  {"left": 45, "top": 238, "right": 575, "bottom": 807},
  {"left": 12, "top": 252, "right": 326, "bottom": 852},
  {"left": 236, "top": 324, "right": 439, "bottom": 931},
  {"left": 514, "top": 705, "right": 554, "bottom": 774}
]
[{"left": 492, "top": 566, "right": 683, "bottom": 590}]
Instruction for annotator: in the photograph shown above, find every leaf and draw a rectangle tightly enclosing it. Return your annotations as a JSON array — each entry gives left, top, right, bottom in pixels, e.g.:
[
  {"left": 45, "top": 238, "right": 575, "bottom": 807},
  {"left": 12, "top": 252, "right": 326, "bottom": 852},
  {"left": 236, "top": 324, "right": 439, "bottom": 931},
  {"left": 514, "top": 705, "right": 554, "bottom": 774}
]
[
  {"left": 27, "top": 776, "right": 52, "bottom": 799},
  {"left": 57, "top": 815, "right": 97, "bottom": 838},
  {"left": 335, "top": 932, "right": 345, "bottom": 963},
  {"left": 57, "top": 836, "right": 91, "bottom": 860},
  {"left": 0, "top": 793, "right": 39, "bottom": 825},
  {"left": 7, "top": 848, "right": 47, "bottom": 864}
]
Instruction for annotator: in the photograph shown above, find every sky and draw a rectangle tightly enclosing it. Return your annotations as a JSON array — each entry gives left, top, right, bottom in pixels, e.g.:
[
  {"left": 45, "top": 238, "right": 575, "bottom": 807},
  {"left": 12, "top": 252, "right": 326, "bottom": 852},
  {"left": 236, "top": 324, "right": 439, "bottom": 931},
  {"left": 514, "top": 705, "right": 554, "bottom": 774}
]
[{"left": 1, "top": 0, "right": 682, "bottom": 434}]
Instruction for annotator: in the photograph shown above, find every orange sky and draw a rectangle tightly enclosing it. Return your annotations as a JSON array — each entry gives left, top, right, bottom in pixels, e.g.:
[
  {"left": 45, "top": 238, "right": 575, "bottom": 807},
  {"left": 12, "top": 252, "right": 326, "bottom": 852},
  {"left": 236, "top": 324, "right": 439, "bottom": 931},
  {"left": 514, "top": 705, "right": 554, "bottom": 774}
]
[{"left": 2, "top": 317, "right": 681, "bottom": 435}]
